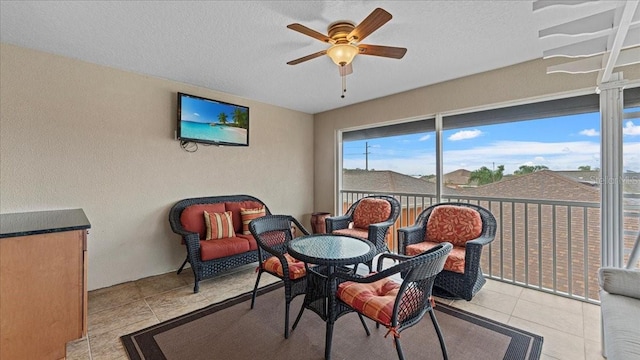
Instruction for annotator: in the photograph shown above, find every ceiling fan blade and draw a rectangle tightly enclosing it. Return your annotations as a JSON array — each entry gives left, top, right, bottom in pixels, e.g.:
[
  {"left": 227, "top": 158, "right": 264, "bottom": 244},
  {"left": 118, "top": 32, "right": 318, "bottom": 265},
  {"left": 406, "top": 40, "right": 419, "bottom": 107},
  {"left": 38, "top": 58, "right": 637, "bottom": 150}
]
[
  {"left": 338, "top": 63, "right": 353, "bottom": 76},
  {"left": 287, "top": 23, "right": 333, "bottom": 43},
  {"left": 348, "top": 8, "right": 392, "bottom": 43},
  {"left": 358, "top": 44, "right": 407, "bottom": 59},
  {"left": 287, "top": 50, "right": 328, "bottom": 65}
]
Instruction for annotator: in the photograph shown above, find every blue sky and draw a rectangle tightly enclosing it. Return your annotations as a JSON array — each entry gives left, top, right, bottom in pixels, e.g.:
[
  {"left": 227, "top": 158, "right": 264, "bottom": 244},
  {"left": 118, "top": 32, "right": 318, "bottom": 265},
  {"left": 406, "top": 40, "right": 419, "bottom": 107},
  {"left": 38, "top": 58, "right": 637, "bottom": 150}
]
[
  {"left": 343, "top": 109, "right": 640, "bottom": 176},
  {"left": 180, "top": 95, "right": 245, "bottom": 123}
]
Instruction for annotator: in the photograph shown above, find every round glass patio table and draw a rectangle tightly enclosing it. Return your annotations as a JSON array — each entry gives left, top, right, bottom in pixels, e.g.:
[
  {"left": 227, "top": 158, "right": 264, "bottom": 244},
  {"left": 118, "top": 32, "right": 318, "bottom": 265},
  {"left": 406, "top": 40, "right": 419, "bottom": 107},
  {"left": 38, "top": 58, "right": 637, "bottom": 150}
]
[{"left": 287, "top": 234, "right": 376, "bottom": 360}]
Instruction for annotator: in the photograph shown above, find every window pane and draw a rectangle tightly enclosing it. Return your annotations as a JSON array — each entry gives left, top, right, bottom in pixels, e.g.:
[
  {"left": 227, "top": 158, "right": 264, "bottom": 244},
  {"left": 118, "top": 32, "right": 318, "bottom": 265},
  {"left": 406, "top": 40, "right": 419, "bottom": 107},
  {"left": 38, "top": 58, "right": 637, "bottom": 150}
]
[
  {"left": 341, "top": 130, "right": 436, "bottom": 252},
  {"left": 442, "top": 110, "right": 601, "bottom": 300}
]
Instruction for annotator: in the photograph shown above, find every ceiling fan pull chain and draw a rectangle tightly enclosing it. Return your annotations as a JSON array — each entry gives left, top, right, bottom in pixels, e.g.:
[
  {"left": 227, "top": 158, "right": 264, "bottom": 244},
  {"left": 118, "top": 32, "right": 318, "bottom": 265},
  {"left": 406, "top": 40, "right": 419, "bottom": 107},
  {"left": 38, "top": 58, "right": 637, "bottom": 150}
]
[{"left": 341, "top": 71, "right": 347, "bottom": 98}]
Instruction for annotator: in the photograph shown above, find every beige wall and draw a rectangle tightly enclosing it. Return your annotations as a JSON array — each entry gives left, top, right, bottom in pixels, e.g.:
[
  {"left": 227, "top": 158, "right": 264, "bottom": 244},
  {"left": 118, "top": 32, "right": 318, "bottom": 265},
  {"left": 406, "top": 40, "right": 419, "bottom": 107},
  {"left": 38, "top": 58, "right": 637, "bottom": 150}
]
[
  {"left": 313, "top": 58, "right": 640, "bottom": 214},
  {"left": 0, "top": 43, "right": 314, "bottom": 290}
]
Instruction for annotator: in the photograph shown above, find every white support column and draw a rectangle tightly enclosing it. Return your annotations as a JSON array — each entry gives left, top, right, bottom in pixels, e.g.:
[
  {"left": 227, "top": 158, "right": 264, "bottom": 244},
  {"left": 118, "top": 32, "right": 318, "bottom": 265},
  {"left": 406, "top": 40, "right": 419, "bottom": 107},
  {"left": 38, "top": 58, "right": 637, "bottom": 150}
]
[
  {"left": 435, "top": 113, "right": 443, "bottom": 203},
  {"left": 599, "top": 72, "right": 625, "bottom": 268}
]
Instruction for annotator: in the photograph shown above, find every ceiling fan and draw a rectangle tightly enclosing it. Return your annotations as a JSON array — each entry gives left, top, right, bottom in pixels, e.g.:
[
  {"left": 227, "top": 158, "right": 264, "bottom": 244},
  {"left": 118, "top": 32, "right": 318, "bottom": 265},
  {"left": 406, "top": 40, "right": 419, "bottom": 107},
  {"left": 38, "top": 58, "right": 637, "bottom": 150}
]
[{"left": 286, "top": 8, "right": 407, "bottom": 97}]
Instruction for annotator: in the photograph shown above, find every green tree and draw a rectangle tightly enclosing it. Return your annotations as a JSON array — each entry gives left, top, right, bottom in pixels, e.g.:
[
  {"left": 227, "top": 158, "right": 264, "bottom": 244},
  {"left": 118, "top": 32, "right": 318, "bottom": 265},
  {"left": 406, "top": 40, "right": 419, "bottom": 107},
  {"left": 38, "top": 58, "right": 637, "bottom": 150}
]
[
  {"left": 232, "top": 107, "right": 249, "bottom": 128},
  {"left": 578, "top": 165, "right": 591, "bottom": 171},
  {"left": 218, "top": 112, "right": 228, "bottom": 124},
  {"left": 469, "top": 165, "right": 505, "bottom": 185},
  {"left": 514, "top": 164, "right": 548, "bottom": 175}
]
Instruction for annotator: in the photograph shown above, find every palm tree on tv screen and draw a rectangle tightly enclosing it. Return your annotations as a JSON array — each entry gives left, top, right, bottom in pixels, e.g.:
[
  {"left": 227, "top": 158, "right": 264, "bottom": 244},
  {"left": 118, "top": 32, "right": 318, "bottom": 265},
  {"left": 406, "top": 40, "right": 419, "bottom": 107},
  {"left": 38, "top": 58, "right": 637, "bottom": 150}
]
[
  {"left": 233, "top": 108, "right": 248, "bottom": 128},
  {"left": 218, "top": 112, "right": 228, "bottom": 125}
]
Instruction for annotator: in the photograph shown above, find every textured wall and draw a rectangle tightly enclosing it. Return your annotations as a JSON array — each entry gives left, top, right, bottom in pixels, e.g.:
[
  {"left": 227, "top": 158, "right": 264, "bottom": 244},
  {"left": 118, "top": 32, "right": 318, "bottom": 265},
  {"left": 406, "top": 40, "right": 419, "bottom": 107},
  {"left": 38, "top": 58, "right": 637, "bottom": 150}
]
[
  {"left": 0, "top": 43, "right": 314, "bottom": 290},
  {"left": 313, "top": 58, "right": 640, "bottom": 215}
]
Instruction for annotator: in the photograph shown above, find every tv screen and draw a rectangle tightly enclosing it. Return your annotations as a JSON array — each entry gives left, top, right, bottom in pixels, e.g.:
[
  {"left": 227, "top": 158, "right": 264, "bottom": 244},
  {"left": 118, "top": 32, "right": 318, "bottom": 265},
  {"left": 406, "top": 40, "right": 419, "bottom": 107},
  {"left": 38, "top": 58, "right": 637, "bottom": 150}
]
[{"left": 177, "top": 92, "right": 249, "bottom": 146}]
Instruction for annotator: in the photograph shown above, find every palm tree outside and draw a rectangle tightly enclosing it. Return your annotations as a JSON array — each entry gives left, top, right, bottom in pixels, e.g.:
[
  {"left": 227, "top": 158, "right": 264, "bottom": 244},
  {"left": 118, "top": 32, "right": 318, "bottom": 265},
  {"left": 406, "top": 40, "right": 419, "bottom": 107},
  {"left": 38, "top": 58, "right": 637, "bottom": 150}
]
[{"left": 469, "top": 165, "right": 505, "bottom": 185}]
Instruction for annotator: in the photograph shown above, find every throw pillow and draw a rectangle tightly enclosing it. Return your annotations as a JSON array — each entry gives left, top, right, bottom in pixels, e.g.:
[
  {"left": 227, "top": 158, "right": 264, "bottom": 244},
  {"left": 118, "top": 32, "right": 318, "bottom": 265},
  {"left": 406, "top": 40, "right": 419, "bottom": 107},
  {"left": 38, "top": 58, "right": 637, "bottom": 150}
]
[
  {"left": 241, "top": 206, "right": 266, "bottom": 235},
  {"left": 204, "top": 210, "right": 236, "bottom": 240}
]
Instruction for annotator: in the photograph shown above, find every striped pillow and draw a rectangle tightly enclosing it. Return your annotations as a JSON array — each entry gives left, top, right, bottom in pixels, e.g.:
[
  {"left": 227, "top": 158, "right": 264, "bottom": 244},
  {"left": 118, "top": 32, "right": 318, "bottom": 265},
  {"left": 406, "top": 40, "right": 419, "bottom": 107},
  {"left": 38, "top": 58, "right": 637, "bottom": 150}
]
[
  {"left": 204, "top": 210, "right": 236, "bottom": 240},
  {"left": 241, "top": 206, "right": 266, "bottom": 235}
]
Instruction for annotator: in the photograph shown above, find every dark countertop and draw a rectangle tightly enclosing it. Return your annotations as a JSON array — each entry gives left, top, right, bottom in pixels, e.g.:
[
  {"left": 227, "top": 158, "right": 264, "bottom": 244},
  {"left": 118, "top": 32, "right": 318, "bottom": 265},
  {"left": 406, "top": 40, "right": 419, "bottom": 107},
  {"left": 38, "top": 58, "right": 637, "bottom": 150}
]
[{"left": 0, "top": 209, "right": 90, "bottom": 239}]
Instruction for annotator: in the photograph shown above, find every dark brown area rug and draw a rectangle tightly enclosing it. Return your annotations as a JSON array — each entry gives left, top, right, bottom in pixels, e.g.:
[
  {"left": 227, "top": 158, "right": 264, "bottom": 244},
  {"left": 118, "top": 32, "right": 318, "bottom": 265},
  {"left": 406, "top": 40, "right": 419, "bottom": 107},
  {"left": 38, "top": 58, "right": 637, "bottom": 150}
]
[{"left": 122, "top": 282, "right": 543, "bottom": 360}]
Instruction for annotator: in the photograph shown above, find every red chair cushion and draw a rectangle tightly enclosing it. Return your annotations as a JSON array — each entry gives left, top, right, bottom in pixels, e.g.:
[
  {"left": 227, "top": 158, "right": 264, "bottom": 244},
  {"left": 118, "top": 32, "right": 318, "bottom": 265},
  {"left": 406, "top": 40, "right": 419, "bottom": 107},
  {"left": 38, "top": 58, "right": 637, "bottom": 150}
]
[
  {"left": 352, "top": 198, "right": 392, "bottom": 229},
  {"left": 406, "top": 241, "right": 466, "bottom": 274},
  {"left": 262, "top": 253, "right": 306, "bottom": 280},
  {"left": 337, "top": 277, "right": 401, "bottom": 326},
  {"left": 426, "top": 205, "right": 482, "bottom": 247},
  {"left": 237, "top": 234, "right": 258, "bottom": 251},
  {"left": 200, "top": 237, "right": 251, "bottom": 261},
  {"left": 332, "top": 228, "right": 369, "bottom": 240}
]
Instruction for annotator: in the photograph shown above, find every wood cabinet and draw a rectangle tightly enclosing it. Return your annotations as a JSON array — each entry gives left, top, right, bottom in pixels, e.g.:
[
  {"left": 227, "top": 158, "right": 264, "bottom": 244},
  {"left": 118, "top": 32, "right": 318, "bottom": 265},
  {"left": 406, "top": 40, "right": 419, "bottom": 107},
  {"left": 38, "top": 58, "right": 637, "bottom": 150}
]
[{"left": 0, "top": 209, "right": 90, "bottom": 360}]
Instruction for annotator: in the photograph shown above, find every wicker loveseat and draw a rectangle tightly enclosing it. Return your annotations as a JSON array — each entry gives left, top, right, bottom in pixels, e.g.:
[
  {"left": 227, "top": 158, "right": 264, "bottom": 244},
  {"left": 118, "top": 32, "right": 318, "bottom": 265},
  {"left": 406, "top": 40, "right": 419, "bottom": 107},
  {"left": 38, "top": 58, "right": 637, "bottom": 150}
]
[{"left": 169, "top": 195, "right": 271, "bottom": 293}]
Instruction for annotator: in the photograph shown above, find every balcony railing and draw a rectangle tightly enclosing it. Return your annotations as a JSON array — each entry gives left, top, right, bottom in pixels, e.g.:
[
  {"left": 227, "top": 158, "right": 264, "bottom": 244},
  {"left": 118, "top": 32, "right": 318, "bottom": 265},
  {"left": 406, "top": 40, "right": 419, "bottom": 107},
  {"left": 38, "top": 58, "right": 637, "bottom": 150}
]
[{"left": 339, "top": 190, "right": 640, "bottom": 304}]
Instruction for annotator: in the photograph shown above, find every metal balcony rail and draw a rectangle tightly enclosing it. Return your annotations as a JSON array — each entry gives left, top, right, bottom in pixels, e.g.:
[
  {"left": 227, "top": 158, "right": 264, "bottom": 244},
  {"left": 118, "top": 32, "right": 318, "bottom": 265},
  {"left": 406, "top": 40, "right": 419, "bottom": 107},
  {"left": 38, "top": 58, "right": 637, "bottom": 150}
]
[{"left": 339, "top": 190, "right": 640, "bottom": 303}]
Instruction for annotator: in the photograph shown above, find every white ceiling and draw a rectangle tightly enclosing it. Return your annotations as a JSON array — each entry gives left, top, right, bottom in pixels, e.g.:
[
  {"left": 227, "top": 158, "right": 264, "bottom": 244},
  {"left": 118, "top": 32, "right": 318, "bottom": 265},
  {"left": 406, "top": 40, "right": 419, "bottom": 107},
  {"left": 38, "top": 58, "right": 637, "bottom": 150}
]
[{"left": 0, "top": 1, "right": 632, "bottom": 114}]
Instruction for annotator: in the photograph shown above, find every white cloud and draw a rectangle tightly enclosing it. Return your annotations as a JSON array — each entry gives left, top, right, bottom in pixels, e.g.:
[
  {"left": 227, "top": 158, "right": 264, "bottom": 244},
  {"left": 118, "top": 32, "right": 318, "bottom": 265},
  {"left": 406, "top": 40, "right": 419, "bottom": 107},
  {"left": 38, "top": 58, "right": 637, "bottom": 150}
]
[
  {"left": 448, "top": 129, "right": 482, "bottom": 141},
  {"left": 623, "top": 121, "right": 640, "bottom": 136},
  {"left": 579, "top": 128, "right": 599, "bottom": 136},
  {"left": 441, "top": 140, "right": 601, "bottom": 173},
  {"left": 193, "top": 113, "right": 200, "bottom": 117},
  {"left": 344, "top": 139, "right": 640, "bottom": 175},
  {"left": 419, "top": 134, "right": 431, "bottom": 141}
]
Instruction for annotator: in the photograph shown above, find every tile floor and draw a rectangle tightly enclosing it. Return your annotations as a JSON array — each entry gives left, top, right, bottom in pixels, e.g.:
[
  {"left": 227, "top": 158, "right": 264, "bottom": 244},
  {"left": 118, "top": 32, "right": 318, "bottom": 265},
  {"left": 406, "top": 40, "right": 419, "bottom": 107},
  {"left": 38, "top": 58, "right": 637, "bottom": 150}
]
[{"left": 68, "top": 262, "right": 604, "bottom": 360}]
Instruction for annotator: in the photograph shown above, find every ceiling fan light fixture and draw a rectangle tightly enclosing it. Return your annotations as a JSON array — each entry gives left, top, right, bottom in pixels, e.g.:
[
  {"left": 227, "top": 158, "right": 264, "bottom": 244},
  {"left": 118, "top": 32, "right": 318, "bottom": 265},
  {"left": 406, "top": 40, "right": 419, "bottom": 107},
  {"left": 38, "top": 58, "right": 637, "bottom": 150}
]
[{"left": 327, "top": 44, "right": 359, "bottom": 66}]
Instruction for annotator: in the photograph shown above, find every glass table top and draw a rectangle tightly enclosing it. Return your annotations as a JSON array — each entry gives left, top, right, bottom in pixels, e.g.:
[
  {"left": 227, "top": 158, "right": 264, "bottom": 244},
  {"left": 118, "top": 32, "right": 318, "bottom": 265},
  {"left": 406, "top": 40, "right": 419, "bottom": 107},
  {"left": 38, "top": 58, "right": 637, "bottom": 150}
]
[{"left": 287, "top": 234, "right": 375, "bottom": 265}]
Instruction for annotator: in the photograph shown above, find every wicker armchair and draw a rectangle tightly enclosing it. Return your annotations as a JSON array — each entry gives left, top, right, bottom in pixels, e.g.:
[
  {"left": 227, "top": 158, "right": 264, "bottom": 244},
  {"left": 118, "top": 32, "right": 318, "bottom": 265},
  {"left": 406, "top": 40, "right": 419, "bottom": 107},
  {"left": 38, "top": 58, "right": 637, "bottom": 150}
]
[
  {"left": 398, "top": 203, "right": 496, "bottom": 301},
  {"left": 168, "top": 195, "right": 271, "bottom": 293},
  {"left": 326, "top": 195, "right": 400, "bottom": 270},
  {"left": 334, "top": 242, "right": 453, "bottom": 360},
  {"left": 249, "top": 215, "right": 310, "bottom": 339}
]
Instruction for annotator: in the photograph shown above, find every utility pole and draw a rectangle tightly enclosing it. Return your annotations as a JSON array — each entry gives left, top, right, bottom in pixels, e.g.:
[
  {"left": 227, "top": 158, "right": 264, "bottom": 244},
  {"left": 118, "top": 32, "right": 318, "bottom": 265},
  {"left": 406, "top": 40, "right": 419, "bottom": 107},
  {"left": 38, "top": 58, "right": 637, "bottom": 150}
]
[
  {"left": 365, "top": 142, "right": 369, "bottom": 170},
  {"left": 364, "top": 142, "right": 372, "bottom": 170}
]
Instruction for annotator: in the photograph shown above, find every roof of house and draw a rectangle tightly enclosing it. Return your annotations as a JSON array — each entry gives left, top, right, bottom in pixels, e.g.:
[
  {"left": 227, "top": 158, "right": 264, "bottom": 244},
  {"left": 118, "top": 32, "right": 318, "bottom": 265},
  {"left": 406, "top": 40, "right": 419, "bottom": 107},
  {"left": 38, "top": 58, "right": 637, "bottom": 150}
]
[
  {"left": 553, "top": 171, "right": 600, "bottom": 185},
  {"left": 460, "top": 170, "right": 600, "bottom": 202},
  {"left": 444, "top": 169, "right": 472, "bottom": 185},
  {"left": 343, "top": 170, "right": 438, "bottom": 195},
  {"left": 342, "top": 168, "right": 638, "bottom": 204}
]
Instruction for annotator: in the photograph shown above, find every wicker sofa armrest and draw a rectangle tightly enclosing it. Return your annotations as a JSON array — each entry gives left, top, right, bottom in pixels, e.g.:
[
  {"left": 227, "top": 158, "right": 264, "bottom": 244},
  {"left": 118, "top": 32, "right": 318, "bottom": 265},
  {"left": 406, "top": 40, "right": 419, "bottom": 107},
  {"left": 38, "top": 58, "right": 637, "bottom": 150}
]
[
  {"left": 171, "top": 227, "right": 198, "bottom": 238},
  {"left": 183, "top": 232, "right": 201, "bottom": 250}
]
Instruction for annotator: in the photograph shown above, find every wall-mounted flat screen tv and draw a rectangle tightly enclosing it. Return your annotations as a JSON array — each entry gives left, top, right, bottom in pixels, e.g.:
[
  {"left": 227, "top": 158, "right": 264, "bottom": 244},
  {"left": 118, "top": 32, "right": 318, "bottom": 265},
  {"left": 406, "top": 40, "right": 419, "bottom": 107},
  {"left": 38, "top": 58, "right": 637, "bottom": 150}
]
[{"left": 177, "top": 92, "right": 249, "bottom": 146}]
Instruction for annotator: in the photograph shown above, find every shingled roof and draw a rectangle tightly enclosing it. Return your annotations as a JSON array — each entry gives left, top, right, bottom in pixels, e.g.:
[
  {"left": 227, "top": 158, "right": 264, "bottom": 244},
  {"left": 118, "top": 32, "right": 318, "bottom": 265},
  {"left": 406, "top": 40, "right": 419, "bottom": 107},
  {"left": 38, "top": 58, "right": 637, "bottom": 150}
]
[
  {"left": 342, "top": 168, "right": 636, "bottom": 204},
  {"left": 343, "top": 169, "right": 437, "bottom": 194},
  {"left": 460, "top": 170, "right": 599, "bottom": 202}
]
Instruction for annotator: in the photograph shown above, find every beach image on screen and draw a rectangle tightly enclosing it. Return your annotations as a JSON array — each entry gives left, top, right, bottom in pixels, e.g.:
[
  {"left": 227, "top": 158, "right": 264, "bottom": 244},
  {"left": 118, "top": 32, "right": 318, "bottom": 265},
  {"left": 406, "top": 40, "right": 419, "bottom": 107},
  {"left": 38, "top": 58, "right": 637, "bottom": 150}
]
[{"left": 180, "top": 95, "right": 248, "bottom": 145}]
